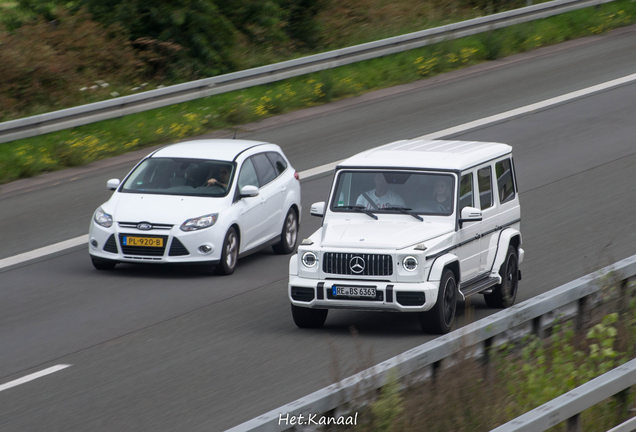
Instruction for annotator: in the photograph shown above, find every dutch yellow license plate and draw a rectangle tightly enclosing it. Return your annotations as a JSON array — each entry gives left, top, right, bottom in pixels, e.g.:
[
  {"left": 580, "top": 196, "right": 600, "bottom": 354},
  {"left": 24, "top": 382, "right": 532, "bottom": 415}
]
[{"left": 123, "top": 236, "right": 163, "bottom": 247}]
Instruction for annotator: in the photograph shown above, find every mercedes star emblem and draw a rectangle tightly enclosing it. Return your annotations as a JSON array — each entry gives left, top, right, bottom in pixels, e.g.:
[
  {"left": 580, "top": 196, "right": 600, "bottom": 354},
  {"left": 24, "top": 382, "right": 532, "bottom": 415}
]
[{"left": 349, "top": 256, "right": 365, "bottom": 274}]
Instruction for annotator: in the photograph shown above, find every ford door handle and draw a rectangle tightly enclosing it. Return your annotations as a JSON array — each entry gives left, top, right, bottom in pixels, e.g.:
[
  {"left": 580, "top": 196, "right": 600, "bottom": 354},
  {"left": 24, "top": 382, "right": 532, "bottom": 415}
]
[
  {"left": 280, "top": 186, "right": 287, "bottom": 194},
  {"left": 260, "top": 198, "right": 267, "bottom": 205}
]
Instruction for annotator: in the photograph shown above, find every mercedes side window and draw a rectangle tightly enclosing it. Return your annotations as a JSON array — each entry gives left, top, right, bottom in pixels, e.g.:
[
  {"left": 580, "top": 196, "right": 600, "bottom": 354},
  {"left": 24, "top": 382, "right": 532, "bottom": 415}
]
[
  {"left": 251, "top": 153, "right": 277, "bottom": 186},
  {"left": 477, "top": 166, "right": 493, "bottom": 210},
  {"left": 459, "top": 173, "right": 474, "bottom": 212},
  {"left": 238, "top": 158, "right": 260, "bottom": 190},
  {"left": 266, "top": 152, "right": 288, "bottom": 176},
  {"left": 496, "top": 158, "right": 515, "bottom": 204}
]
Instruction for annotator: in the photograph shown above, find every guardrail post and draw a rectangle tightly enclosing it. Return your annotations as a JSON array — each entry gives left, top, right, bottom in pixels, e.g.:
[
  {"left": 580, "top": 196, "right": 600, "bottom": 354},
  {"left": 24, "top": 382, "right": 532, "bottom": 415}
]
[
  {"left": 576, "top": 295, "right": 589, "bottom": 332},
  {"left": 482, "top": 337, "right": 493, "bottom": 366},
  {"left": 566, "top": 414, "right": 581, "bottom": 432},
  {"left": 619, "top": 279, "right": 629, "bottom": 318},
  {"left": 614, "top": 387, "right": 631, "bottom": 425},
  {"left": 532, "top": 315, "right": 543, "bottom": 338},
  {"left": 432, "top": 360, "right": 442, "bottom": 381},
  {"left": 482, "top": 337, "right": 494, "bottom": 381}
]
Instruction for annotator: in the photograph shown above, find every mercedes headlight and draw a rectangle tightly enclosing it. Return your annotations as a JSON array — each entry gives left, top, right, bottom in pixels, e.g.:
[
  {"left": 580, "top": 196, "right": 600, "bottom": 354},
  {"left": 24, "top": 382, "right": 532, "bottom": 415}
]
[
  {"left": 180, "top": 213, "right": 218, "bottom": 232},
  {"left": 403, "top": 256, "right": 418, "bottom": 271},
  {"left": 302, "top": 251, "right": 318, "bottom": 268},
  {"left": 94, "top": 208, "right": 113, "bottom": 228}
]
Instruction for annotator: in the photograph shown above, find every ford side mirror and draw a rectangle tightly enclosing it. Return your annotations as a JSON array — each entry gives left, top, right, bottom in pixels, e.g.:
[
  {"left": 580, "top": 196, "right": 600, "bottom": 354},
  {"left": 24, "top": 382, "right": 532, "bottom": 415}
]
[
  {"left": 459, "top": 206, "right": 482, "bottom": 228},
  {"left": 240, "top": 185, "right": 259, "bottom": 197},
  {"left": 310, "top": 201, "right": 326, "bottom": 217},
  {"left": 107, "top": 179, "right": 120, "bottom": 191}
]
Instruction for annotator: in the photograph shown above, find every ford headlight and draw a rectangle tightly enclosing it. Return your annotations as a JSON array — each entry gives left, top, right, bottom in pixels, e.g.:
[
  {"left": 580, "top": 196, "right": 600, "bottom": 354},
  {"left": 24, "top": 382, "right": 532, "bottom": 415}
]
[
  {"left": 181, "top": 213, "right": 218, "bottom": 232},
  {"left": 302, "top": 251, "right": 318, "bottom": 268},
  {"left": 403, "top": 256, "right": 418, "bottom": 271},
  {"left": 94, "top": 208, "right": 113, "bottom": 228}
]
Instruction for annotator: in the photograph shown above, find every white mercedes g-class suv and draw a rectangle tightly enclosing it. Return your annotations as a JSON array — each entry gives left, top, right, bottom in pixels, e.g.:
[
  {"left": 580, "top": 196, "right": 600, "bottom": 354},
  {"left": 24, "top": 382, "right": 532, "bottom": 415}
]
[{"left": 288, "top": 139, "right": 523, "bottom": 334}]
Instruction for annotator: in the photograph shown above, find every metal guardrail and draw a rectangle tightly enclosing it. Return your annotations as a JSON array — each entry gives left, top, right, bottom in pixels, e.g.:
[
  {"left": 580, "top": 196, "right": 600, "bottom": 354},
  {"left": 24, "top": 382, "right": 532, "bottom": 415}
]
[
  {"left": 227, "top": 253, "right": 636, "bottom": 432},
  {"left": 609, "top": 416, "right": 636, "bottom": 432},
  {"left": 0, "top": 0, "right": 616, "bottom": 144},
  {"left": 491, "top": 358, "right": 636, "bottom": 431}
]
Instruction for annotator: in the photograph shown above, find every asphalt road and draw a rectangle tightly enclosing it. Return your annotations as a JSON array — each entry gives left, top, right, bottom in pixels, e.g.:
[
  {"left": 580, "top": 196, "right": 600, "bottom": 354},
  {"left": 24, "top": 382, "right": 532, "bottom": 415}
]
[{"left": 1, "top": 25, "right": 636, "bottom": 432}]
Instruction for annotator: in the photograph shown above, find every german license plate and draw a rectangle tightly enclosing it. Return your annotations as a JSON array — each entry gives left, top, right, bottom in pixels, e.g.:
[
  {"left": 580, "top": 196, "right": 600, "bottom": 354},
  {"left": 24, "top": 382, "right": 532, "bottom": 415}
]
[
  {"left": 332, "top": 285, "right": 376, "bottom": 298},
  {"left": 122, "top": 236, "right": 163, "bottom": 247}
]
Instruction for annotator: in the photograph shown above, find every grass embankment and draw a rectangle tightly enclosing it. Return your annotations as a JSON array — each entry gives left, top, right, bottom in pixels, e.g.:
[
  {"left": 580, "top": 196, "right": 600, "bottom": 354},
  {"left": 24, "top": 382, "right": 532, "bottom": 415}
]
[
  {"left": 342, "top": 277, "right": 636, "bottom": 432},
  {"left": 1, "top": 0, "right": 635, "bottom": 185}
]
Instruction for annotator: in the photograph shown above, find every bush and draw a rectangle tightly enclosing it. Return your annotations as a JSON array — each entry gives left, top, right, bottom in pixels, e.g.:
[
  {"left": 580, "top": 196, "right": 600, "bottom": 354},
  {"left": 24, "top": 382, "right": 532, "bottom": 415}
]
[
  {"left": 0, "top": 9, "right": 141, "bottom": 120},
  {"left": 459, "top": 0, "right": 524, "bottom": 14},
  {"left": 83, "top": 0, "right": 238, "bottom": 78},
  {"left": 215, "top": 0, "right": 288, "bottom": 45},
  {"left": 284, "top": 0, "right": 326, "bottom": 49}
]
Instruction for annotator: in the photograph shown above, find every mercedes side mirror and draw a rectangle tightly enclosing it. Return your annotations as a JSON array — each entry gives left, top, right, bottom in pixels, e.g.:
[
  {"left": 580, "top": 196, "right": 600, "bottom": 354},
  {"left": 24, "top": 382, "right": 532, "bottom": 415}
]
[
  {"left": 310, "top": 202, "right": 326, "bottom": 217},
  {"left": 459, "top": 206, "right": 482, "bottom": 228}
]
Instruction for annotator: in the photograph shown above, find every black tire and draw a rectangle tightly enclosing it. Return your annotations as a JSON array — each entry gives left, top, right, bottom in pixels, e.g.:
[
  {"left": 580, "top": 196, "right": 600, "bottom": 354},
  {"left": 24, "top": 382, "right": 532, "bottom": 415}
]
[
  {"left": 215, "top": 227, "right": 239, "bottom": 275},
  {"left": 291, "top": 304, "right": 328, "bottom": 328},
  {"left": 273, "top": 208, "right": 298, "bottom": 255},
  {"left": 91, "top": 256, "right": 117, "bottom": 270},
  {"left": 484, "top": 245, "right": 519, "bottom": 308},
  {"left": 420, "top": 269, "right": 457, "bottom": 334}
]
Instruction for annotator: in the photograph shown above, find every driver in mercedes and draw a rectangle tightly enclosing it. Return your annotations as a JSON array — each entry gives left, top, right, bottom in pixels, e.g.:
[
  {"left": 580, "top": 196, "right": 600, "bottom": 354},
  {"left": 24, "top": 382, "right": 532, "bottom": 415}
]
[{"left": 356, "top": 173, "right": 405, "bottom": 210}]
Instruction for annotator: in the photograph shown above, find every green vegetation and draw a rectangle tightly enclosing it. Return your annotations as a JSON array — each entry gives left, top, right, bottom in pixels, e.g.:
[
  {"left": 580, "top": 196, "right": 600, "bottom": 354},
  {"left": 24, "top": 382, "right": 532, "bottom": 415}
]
[
  {"left": 370, "top": 371, "right": 404, "bottom": 432},
  {"left": 1, "top": 0, "right": 636, "bottom": 185},
  {"left": 340, "top": 278, "right": 636, "bottom": 431},
  {"left": 0, "top": 0, "right": 329, "bottom": 120},
  {"left": 0, "top": 9, "right": 142, "bottom": 118}
]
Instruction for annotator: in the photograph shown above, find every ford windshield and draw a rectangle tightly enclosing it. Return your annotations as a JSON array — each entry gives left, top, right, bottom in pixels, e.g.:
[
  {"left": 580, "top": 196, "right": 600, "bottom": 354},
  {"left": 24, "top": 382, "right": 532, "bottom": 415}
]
[{"left": 120, "top": 158, "right": 235, "bottom": 197}]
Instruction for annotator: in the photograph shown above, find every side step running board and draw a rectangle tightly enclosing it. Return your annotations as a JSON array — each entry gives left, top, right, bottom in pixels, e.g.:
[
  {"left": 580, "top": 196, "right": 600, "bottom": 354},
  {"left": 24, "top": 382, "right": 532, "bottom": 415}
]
[{"left": 460, "top": 276, "right": 501, "bottom": 299}]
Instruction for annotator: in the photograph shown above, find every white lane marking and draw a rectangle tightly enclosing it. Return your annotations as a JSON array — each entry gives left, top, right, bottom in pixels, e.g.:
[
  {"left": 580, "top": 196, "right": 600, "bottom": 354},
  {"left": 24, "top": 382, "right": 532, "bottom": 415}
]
[
  {"left": 0, "top": 365, "right": 72, "bottom": 393},
  {"left": 0, "top": 235, "right": 88, "bottom": 270},
  {"left": 298, "top": 160, "right": 343, "bottom": 179},
  {"left": 3, "top": 72, "right": 636, "bottom": 269},
  {"left": 415, "top": 72, "right": 636, "bottom": 140}
]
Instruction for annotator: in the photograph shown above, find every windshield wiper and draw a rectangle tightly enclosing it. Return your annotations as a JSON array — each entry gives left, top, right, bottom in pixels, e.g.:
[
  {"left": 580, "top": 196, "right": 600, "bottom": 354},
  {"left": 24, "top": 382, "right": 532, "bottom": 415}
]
[
  {"left": 341, "top": 205, "right": 378, "bottom": 220},
  {"left": 385, "top": 206, "right": 423, "bottom": 221}
]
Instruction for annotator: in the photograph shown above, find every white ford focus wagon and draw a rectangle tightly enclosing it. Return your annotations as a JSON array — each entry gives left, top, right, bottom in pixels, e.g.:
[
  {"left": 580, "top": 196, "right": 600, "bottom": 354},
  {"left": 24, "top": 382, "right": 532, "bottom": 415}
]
[
  {"left": 289, "top": 139, "right": 523, "bottom": 333},
  {"left": 89, "top": 139, "right": 301, "bottom": 275}
]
